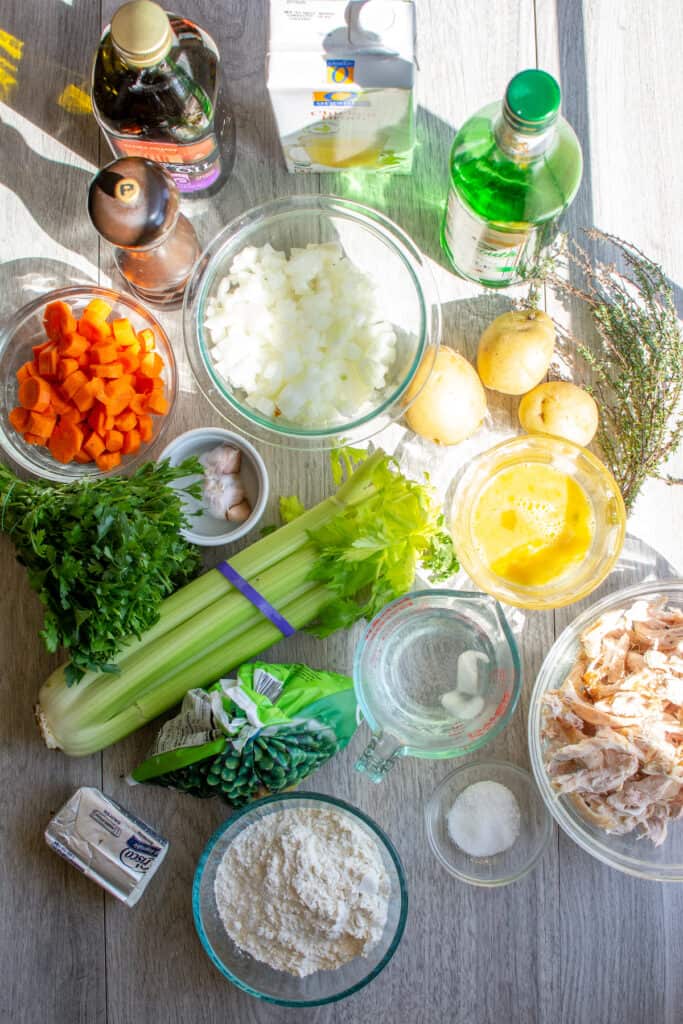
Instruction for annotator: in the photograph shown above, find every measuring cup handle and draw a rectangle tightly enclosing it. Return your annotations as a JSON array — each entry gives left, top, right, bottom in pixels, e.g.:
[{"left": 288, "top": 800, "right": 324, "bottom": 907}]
[{"left": 355, "top": 733, "right": 402, "bottom": 783}]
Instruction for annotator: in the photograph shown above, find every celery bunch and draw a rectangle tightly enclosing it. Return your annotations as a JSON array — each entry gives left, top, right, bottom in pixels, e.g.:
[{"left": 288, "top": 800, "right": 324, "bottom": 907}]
[{"left": 37, "top": 448, "right": 457, "bottom": 756}]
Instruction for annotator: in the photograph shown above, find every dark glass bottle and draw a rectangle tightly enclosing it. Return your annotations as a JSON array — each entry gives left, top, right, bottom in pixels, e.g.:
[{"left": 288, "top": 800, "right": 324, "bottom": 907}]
[
  {"left": 88, "top": 157, "right": 201, "bottom": 308},
  {"left": 92, "top": 0, "right": 235, "bottom": 197}
]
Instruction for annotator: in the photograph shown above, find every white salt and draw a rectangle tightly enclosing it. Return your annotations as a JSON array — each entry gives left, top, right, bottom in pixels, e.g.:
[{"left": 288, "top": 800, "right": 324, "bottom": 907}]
[{"left": 447, "top": 780, "right": 521, "bottom": 858}]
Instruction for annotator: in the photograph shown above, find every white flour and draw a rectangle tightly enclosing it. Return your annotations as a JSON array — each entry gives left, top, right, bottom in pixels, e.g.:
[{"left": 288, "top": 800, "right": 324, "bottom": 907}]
[{"left": 214, "top": 806, "right": 391, "bottom": 977}]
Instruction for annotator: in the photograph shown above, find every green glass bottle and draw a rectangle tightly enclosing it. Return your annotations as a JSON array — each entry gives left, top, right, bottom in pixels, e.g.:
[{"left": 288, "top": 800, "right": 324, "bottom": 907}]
[{"left": 441, "top": 69, "right": 582, "bottom": 287}]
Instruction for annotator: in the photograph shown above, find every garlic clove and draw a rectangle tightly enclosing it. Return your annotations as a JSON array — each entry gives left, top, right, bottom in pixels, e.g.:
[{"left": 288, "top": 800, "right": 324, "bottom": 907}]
[{"left": 227, "top": 499, "right": 252, "bottom": 523}]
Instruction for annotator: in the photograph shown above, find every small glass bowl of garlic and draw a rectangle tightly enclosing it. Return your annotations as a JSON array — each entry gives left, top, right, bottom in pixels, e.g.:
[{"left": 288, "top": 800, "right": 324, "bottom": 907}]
[{"left": 158, "top": 427, "right": 269, "bottom": 545}]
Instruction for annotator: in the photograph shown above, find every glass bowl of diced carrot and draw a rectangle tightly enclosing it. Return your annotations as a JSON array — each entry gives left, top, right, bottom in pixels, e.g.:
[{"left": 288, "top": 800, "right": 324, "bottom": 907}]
[{"left": 0, "top": 286, "right": 177, "bottom": 481}]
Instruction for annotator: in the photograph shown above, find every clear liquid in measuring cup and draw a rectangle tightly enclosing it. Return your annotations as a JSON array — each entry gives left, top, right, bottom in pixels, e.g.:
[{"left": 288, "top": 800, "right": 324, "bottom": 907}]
[{"left": 364, "top": 604, "right": 495, "bottom": 749}]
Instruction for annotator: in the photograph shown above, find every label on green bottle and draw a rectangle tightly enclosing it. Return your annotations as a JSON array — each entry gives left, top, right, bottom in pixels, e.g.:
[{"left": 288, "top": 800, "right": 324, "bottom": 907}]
[{"left": 444, "top": 188, "right": 537, "bottom": 285}]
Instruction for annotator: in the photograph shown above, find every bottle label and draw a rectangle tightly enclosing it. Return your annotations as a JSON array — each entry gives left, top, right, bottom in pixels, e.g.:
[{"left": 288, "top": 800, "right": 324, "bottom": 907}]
[
  {"left": 444, "top": 188, "right": 538, "bottom": 284},
  {"left": 108, "top": 134, "right": 222, "bottom": 193}
]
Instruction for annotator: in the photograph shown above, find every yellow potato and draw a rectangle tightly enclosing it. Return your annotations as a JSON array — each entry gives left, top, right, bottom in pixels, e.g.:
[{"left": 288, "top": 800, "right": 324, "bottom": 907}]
[
  {"left": 518, "top": 381, "right": 599, "bottom": 446},
  {"left": 404, "top": 347, "right": 486, "bottom": 445},
  {"left": 477, "top": 309, "right": 555, "bottom": 395}
]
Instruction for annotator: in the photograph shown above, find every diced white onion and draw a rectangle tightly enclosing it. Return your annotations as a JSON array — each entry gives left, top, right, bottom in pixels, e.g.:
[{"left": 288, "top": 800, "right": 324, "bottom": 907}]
[{"left": 204, "top": 243, "right": 397, "bottom": 429}]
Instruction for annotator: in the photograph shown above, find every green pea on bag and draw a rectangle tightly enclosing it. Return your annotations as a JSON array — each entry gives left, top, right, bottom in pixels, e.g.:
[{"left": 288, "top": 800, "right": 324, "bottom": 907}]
[{"left": 130, "top": 662, "right": 358, "bottom": 806}]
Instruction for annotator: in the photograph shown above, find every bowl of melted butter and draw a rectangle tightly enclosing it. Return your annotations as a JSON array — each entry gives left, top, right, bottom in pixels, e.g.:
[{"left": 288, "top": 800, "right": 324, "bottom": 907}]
[{"left": 450, "top": 435, "right": 626, "bottom": 609}]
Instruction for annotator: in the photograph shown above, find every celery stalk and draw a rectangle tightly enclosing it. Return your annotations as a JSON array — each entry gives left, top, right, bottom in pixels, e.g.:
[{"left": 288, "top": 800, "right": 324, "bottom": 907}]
[
  {"left": 39, "top": 546, "right": 319, "bottom": 726},
  {"left": 51, "top": 448, "right": 386, "bottom": 693},
  {"left": 36, "top": 448, "right": 458, "bottom": 757},
  {"left": 39, "top": 585, "right": 332, "bottom": 756}
]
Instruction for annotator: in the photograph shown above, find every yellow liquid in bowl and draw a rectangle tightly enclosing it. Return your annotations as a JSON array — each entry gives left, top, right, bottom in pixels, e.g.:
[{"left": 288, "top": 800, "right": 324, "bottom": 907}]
[{"left": 470, "top": 463, "right": 595, "bottom": 587}]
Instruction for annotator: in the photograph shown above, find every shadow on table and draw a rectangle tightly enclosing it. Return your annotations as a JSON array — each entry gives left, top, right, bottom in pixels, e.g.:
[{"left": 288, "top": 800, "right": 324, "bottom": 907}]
[
  {"left": 0, "top": 258, "right": 95, "bottom": 323},
  {"left": 0, "top": 119, "right": 97, "bottom": 255}
]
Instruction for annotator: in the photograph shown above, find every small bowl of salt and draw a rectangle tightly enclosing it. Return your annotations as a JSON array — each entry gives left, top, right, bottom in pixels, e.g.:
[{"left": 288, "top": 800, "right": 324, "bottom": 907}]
[{"left": 425, "top": 761, "right": 553, "bottom": 887}]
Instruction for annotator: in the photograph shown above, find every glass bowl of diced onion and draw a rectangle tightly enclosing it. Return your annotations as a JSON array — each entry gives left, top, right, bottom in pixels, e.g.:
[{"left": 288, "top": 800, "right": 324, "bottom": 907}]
[
  {"left": 0, "top": 286, "right": 177, "bottom": 482},
  {"left": 183, "top": 195, "right": 441, "bottom": 449}
]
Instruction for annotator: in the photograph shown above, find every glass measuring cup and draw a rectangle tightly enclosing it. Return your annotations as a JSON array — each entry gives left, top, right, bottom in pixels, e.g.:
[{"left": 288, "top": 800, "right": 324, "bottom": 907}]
[{"left": 353, "top": 590, "right": 521, "bottom": 782}]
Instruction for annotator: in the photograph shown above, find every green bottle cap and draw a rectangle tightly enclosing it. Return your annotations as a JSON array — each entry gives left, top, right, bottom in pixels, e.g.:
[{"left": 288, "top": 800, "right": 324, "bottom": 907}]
[{"left": 504, "top": 69, "right": 561, "bottom": 133}]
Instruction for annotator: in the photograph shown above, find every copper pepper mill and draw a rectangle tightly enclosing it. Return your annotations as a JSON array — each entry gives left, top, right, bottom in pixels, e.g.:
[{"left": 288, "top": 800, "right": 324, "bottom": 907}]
[{"left": 88, "top": 156, "right": 200, "bottom": 308}]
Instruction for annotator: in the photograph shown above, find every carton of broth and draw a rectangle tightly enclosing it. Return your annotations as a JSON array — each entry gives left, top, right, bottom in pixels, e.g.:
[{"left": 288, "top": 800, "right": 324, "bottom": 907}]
[{"left": 267, "top": 0, "right": 417, "bottom": 173}]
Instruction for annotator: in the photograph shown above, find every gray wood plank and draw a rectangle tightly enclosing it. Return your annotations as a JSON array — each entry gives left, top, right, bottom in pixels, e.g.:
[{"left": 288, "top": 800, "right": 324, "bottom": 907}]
[
  {"left": 537, "top": 3, "right": 683, "bottom": 1023},
  {"left": 0, "top": 2, "right": 107, "bottom": 1022}
]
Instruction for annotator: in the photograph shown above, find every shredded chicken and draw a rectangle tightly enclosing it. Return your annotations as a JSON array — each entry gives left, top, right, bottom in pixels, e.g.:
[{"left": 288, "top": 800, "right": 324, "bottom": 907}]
[{"left": 541, "top": 598, "right": 683, "bottom": 846}]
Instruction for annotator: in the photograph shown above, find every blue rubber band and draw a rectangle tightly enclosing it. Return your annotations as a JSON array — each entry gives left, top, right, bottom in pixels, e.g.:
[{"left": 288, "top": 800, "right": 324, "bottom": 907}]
[{"left": 216, "top": 561, "right": 296, "bottom": 638}]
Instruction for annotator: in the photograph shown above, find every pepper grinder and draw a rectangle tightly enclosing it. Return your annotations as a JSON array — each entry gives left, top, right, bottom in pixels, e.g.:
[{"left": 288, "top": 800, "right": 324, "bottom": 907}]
[{"left": 88, "top": 156, "right": 201, "bottom": 308}]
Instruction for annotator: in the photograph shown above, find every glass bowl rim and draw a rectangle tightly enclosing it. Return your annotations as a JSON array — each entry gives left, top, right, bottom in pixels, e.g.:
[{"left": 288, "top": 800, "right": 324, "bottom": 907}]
[
  {"left": 352, "top": 588, "right": 522, "bottom": 759},
  {"left": 192, "top": 791, "right": 409, "bottom": 1006},
  {"left": 528, "top": 576, "right": 683, "bottom": 881},
  {"left": 184, "top": 194, "right": 440, "bottom": 440},
  {"left": 424, "top": 759, "right": 555, "bottom": 886},
  {"left": 0, "top": 284, "right": 177, "bottom": 481},
  {"left": 450, "top": 434, "right": 627, "bottom": 610}
]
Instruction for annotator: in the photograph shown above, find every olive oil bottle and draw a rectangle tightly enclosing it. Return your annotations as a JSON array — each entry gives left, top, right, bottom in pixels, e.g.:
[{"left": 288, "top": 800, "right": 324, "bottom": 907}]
[
  {"left": 92, "top": 0, "right": 234, "bottom": 197},
  {"left": 441, "top": 70, "right": 582, "bottom": 287}
]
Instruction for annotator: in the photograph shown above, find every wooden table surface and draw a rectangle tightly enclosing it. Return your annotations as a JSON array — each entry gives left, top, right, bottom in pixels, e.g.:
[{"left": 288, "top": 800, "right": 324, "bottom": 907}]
[{"left": 1, "top": 2, "right": 682, "bottom": 1022}]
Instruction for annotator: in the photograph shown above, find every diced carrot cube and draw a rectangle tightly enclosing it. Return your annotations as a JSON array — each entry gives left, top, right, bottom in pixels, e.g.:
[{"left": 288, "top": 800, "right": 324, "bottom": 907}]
[
  {"left": 134, "top": 375, "right": 156, "bottom": 394},
  {"left": 24, "top": 432, "right": 46, "bottom": 446},
  {"left": 58, "top": 332, "right": 89, "bottom": 358},
  {"left": 43, "top": 301, "right": 77, "bottom": 341},
  {"left": 145, "top": 391, "right": 169, "bottom": 415},
  {"left": 137, "top": 328, "right": 155, "bottom": 352},
  {"left": 57, "top": 358, "right": 79, "bottom": 381},
  {"left": 48, "top": 421, "right": 84, "bottom": 463},
  {"left": 138, "top": 352, "right": 164, "bottom": 378},
  {"left": 60, "top": 407, "right": 86, "bottom": 425},
  {"left": 121, "top": 428, "right": 141, "bottom": 455},
  {"left": 26, "top": 410, "right": 57, "bottom": 438},
  {"left": 37, "top": 344, "right": 59, "bottom": 378},
  {"left": 18, "top": 376, "right": 52, "bottom": 412},
  {"left": 61, "top": 370, "right": 88, "bottom": 400},
  {"left": 83, "top": 432, "right": 106, "bottom": 460},
  {"left": 83, "top": 298, "right": 112, "bottom": 321},
  {"left": 111, "top": 318, "right": 138, "bottom": 347},
  {"left": 118, "top": 350, "right": 140, "bottom": 374},
  {"left": 78, "top": 317, "right": 111, "bottom": 344},
  {"left": 16, "top": 362, "right": 33, "bottom": 384},
  {"left": 137, "top": 414, "right": 153, "bottom": 442},
  {"left": 114, "top": 411, "right": 137, "bottom": 432},
  {"left": 102, "top": 382, "right": 135, "bottom": 416},
  {"left": 73, "top": 450, "right": 93, "bottom": 464},
  {"left": 129, "top": 394, "right": 148, "bottom": 415},
  {"left": 90, "top": 362, "right": 124, "bottom": 378},
  {"left": 49, "top": 386, "right": 71, "bottom": 415},
  {"left": 32, "top": 341, "right": 52, "bottom": 370},
  {"left": 95, "top": 451, "right": 121, "bottom": 472},
  {"left": 90, "top": 342, "right": 118, "bottom": 364},
  {"left": 9, "top": 406, "right": 29, "bottom": 432},
  {"left": 104, "top": 428, "right": 123, "bottom": 452},
  {"left": 73, "top": 384, "right": 96, "bottom": 413}
]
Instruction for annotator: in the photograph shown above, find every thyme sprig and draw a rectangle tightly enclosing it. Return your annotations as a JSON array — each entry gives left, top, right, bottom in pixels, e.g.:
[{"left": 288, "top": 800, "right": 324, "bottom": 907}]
[{"left": 525, "top": 229, "right": 683, "bottom": 511}]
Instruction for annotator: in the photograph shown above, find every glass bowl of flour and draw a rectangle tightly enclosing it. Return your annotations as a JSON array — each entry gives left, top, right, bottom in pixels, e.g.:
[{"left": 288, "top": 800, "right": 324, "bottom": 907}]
[{"left": 192, "top": 793, "right": 408, "bottom": 1005}]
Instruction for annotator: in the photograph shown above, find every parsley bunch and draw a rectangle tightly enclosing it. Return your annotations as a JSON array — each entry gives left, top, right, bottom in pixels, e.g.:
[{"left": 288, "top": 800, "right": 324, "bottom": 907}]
[{"left": 0, "top": 459, "right": 203, "bottom": 683}]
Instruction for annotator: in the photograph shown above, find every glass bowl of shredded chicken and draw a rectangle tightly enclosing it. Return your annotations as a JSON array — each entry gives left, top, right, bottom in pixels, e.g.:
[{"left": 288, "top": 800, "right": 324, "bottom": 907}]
[
  {"left": 529, "top": 578, "right": 683, "bottom": 880},
  {"left": 183, "top": 195, "right": 440, "bottom": 449}
]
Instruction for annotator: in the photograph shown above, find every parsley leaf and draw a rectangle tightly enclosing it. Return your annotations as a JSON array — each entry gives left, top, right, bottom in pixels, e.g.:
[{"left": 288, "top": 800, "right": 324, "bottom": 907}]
[{"left": 0, "top": 458, "right": 203, "bottom": 684}]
